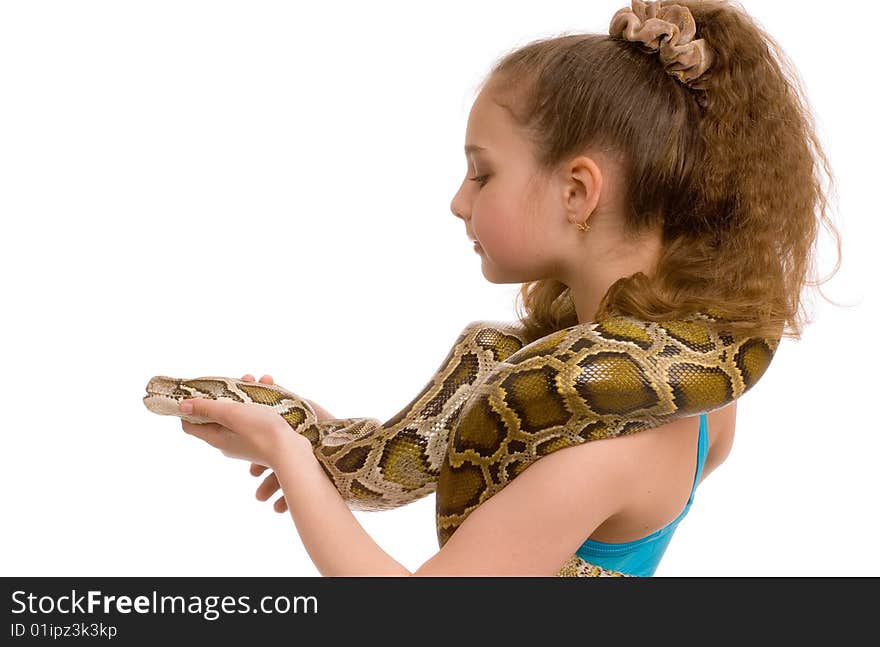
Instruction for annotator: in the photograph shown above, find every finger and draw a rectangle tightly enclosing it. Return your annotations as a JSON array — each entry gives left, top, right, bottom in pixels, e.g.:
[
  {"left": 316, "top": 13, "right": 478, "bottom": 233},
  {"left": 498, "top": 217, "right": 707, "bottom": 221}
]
[
  {"left": 182, "top": 420, "right": 225, "bottom": 435},
  {"left": 242, "top": 374, "right": 255, "bottom": 382},
  {"left": 181, "top": 420, "right": 227, "bottom": 447},
  {"left": 250, "top": 462, "right": 268, "bottom": 477},
  {"left": 256, "top": 471, "right": 281, "bottom": 501},
  {"left": 180, "top": 398, "right": 234, "bottom": 427},
  {"left": 259, "top": 375, "right": 274, "bottom": 385},
  {"left": 273, "top": 495, "right": 288, "bottom": 513}
]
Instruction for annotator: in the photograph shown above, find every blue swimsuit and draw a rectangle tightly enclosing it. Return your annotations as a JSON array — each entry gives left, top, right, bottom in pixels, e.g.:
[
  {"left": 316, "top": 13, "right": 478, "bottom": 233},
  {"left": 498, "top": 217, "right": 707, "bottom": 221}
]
[{"left": 575, "top": 413, "right": 710, "bottom": 576}]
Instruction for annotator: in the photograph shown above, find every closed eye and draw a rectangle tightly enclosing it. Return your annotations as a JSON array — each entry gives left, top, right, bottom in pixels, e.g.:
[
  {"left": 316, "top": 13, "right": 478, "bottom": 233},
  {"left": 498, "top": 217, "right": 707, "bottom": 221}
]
[{"left": 469, "top": 175, "right": 489, "bottom": 187}]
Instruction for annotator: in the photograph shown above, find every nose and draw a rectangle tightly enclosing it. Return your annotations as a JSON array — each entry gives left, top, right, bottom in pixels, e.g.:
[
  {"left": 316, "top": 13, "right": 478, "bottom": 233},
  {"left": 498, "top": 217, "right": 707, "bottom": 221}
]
[{"left": 450, "top": 183, "right": 468, "bottom": 222}]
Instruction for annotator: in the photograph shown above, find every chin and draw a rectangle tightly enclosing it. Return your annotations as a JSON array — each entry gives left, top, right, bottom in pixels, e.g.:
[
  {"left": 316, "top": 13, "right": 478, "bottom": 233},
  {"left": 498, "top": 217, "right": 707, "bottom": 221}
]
[{"left": 480, "top": 264, "right": 530, "bottom": 286}]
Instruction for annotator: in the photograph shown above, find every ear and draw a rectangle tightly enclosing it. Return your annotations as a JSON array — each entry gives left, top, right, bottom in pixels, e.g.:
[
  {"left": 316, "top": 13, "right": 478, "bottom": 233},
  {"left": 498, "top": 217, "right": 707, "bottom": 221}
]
[{"left": 562, "top": 156, "right": 603, "bottom": 224}]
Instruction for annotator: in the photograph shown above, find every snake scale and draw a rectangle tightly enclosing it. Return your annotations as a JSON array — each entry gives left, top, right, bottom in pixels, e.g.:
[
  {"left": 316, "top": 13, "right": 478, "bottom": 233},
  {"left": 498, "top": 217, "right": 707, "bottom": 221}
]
[{"left": 143, "top": 310, "right": 780, "bottom": 577}]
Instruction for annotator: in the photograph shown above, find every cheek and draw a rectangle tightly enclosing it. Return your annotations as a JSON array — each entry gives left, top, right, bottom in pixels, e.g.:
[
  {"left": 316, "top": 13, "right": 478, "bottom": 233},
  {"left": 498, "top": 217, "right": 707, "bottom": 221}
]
[
  {"left": 472, "top": 201, "right": 513, "bottom": 251},
  {"left": 473, "top": 206, "right": 530, "bottom": 267},
  {"left": 471, "top": 171, "right": 548, "bottom": 258}
]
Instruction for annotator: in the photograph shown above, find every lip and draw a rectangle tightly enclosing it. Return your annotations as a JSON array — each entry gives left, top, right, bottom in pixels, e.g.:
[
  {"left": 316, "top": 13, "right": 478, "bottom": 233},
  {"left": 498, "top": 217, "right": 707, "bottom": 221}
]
[{"left": 473, "top": 241, "right": 483, "bottom": 253}]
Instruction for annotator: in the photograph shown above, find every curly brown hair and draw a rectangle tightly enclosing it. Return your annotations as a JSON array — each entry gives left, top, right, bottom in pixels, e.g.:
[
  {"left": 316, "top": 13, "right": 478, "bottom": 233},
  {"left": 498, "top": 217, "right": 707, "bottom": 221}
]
[{"left": 476, "top": 0, "right": 842, "bottom": 344}]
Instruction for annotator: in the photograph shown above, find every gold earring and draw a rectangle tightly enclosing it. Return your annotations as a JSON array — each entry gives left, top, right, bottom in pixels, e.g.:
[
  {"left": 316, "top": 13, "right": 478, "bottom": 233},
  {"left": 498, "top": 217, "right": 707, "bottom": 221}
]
[{"left": 577, "top": 220, "right": 591, "bottom": 233}]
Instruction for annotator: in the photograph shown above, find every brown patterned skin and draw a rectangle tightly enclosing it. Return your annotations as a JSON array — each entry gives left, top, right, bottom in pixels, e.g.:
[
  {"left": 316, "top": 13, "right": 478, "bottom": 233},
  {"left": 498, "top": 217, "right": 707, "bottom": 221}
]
[
  {"left": 144, "top": 311, "right": 779, "bottom": 576},
  {"left": 144, "top": 320, "right": 530, "bottom": 509}
]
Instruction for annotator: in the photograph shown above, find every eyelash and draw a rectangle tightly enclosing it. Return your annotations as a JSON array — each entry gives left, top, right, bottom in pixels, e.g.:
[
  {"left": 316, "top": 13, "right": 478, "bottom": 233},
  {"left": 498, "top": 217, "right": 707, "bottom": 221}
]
[{"left": 469, "top": 175, "right": 489, "bottom": 187}]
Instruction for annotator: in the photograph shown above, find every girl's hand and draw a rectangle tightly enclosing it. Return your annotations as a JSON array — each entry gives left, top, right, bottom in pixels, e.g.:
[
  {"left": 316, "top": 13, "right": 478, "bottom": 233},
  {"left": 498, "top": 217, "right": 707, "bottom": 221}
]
[
  {"left": 237, "top": 374, "right": 332, "bottom": 513},
  {"left": 179, "top": 373, "right": 304, "bottom": 470},
  {"left": 241, "top": 373, "right": 290, "bottom": 513}
]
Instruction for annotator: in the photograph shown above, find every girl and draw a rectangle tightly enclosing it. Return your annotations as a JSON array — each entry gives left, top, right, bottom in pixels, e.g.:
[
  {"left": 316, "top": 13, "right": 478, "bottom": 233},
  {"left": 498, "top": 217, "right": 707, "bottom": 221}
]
[{"left": 178, "top": 0, "right": 840, "bottom": 576}]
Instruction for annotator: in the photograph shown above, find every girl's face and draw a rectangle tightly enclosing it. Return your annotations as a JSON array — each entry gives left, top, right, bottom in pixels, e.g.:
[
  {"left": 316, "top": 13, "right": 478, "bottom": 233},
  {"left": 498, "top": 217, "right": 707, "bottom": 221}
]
[{"left": 450, "top": 89, "right": 568, "bottom": 285}]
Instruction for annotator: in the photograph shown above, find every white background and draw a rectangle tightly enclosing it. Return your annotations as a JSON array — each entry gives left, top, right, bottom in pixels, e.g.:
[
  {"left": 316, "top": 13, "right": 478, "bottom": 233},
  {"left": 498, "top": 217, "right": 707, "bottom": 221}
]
[{"left": 1, "top": 0, "right": 875, "bottom": 577}]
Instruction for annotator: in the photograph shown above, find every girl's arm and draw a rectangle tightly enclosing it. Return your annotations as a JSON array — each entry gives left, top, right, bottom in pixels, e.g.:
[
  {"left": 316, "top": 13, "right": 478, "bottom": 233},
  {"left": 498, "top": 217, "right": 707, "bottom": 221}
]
[
  {"left": 273, "top": 430, "right": 632, "bottom": 576},
  {"left": 177, "top": 391, "right": 633, "bottom": 576},
  {"left": 274, "top": 436, "right": 411, "bottom": 576}
]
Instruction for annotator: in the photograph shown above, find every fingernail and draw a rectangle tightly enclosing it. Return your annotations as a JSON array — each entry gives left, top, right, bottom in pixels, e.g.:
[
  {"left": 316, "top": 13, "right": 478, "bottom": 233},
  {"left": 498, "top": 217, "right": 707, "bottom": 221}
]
[{"left": 179, "top": 400, "right": 193, "bottom": 414}]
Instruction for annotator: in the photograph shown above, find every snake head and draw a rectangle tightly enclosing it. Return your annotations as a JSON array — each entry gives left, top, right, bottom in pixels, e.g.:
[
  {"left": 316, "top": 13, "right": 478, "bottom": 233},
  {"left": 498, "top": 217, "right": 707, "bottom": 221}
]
[
  {"left": 142, "top": 375, "right": 233, "bottom": 422},
  {"left": 143, "top": 376, "right": 190, "bottom": 416}
]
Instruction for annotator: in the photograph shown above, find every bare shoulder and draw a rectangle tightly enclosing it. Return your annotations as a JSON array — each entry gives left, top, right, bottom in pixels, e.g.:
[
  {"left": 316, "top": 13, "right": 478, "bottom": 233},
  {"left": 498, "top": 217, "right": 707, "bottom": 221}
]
[
  {"left": 587, "top": 404, "right": 736, "bottom": 543},
  {"left": 413, "top": 427, "right": 636, "bottom": 575}
]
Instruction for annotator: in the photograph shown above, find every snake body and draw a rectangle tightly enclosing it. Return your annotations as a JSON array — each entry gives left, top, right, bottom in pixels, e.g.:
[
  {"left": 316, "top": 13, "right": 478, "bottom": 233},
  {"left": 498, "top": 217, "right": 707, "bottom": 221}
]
[{"left": 143, "top": 311, "right": 780, "bottom": 577}]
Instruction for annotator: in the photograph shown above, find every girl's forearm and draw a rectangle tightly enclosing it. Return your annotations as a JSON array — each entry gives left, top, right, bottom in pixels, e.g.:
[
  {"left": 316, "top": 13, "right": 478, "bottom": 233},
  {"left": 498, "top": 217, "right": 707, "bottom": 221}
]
[{"left": 273, "top": 438, "right": 412, "bottom": 576}]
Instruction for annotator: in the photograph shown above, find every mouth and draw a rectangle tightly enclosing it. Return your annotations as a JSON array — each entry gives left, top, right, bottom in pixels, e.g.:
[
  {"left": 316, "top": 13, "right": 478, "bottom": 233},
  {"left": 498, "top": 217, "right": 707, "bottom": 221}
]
[
  {"left": 143, "top": 378, "right": 190, "bottom": 417},
  {"left": 143, "top": 390, "right": 178, "bottom": 400},
  {"left": 143, "top": 376, "right": 185, "bottom": 403}
]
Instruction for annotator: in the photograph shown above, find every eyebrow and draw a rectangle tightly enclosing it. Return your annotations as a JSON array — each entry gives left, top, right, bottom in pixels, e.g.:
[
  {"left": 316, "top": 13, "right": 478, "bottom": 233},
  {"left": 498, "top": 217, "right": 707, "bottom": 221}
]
[{"left": 465, "top": 145, "right": 487, "bottom": 154}]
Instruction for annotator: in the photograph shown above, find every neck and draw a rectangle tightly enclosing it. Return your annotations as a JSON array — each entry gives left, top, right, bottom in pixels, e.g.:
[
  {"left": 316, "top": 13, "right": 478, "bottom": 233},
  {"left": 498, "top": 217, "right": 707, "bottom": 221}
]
[{"left": 560, "top": 227, "right": 664, "bottom": 325}]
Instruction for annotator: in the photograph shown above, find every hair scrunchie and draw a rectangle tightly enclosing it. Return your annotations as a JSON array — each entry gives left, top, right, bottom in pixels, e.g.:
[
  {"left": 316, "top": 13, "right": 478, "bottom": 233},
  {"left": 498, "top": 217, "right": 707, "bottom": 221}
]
[{"left": 609, "top": 0, "right": 714, "bottom": 87}]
